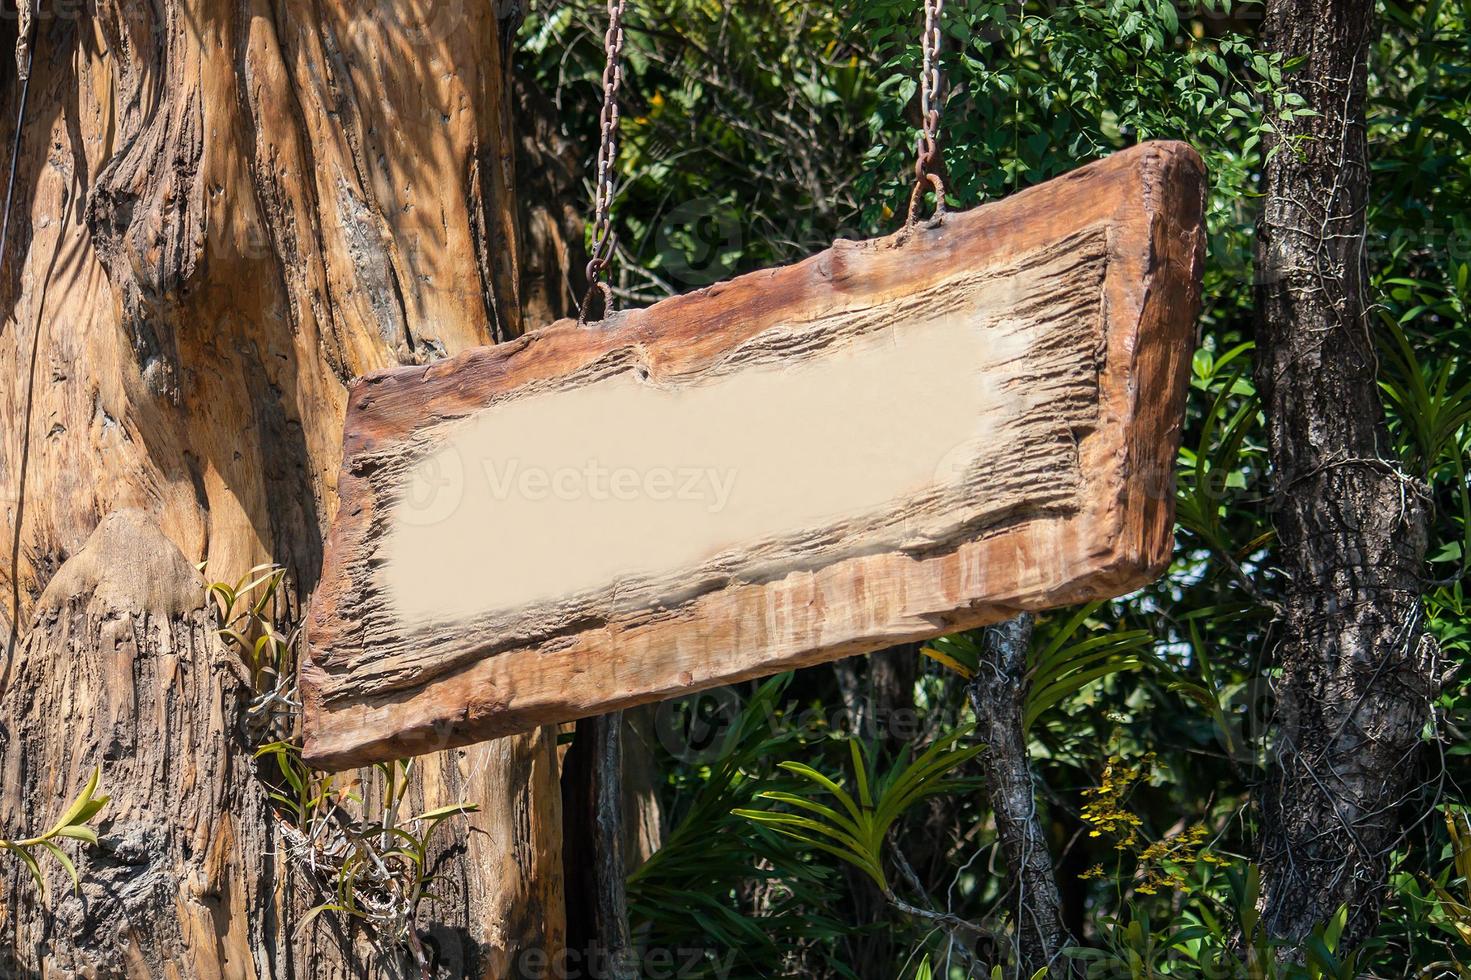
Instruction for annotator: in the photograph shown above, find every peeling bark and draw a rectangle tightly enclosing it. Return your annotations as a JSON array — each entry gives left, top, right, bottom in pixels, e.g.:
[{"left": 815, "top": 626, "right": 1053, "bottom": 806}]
[
  {"left": 512, "top": 73, "right": 587, "bottom": 333},
  {"left": 1253, "top": 0, "right": 1437, "bottom": 947},
  {"left": 0, "top": 512, "right": 567, "bottom": 978}
]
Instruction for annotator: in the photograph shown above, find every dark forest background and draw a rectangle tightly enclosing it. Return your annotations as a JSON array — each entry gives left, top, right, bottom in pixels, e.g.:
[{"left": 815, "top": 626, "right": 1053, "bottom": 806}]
[{"left": 519, "top": 1, "right": 1471, "bottom": 976}]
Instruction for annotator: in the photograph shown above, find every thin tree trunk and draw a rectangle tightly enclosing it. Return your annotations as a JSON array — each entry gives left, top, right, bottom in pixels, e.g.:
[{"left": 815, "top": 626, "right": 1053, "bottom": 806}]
[
  {"left": 592, "top": 712, "right": 637, "bottom": 980},
  {"left": 967, "top": 615, "right": 1072, "bottom": 977},
  {"left": 0, "top": 3, "right": 573, "bottom": 975},
  {"left": 561, "top": 709, "right": 657, "bottom": 980},
  {"left": 1253, "top": 0, "right": 1438, "bottom": 948}
]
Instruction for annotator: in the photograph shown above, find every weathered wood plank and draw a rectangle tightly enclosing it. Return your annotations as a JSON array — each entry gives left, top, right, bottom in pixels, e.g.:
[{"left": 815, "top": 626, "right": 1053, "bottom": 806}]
[{"left": 302, "top": 140, "right": 1206, "bottom": 770}]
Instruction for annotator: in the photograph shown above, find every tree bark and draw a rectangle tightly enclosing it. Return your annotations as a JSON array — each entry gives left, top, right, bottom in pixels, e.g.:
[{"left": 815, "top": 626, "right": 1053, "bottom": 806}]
[
  {"left": 1, "top": 2, "right": 571, "bottom": 975},
  {"left": 1254, "top": 0, "right": 1437, "bottom": 948},
  {"left": 560, "top": 709, "right": 660, "bottom": 980},
  {"left": 967, "top": 615, "right": 1072, "bottom": 977}
]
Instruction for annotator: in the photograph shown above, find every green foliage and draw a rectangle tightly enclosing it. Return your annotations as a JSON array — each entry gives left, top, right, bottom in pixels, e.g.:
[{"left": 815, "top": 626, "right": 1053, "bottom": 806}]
[
  {"left": 924, "top": 603, "right": 1157, "bottom": 732},
  {"left": 1059, "top": 865, "right": 1368, "bottom": 978},
  {"left": 1403, "top": 807, "right": 1471, "bottom": 975},
  {"left": 627, "top": 675, "right": 858, "bottom": 978},
  {"left": 518, "top": 0, "right": 1471, "bottom": 975},
  {"left": 736, "top": 727, "right": 982, "bottom": 893},
  {"left": 521, "top": 1, "right": 877, "bottom": 298},
  {"left": 207, "top": 565, "right": 475, "bottom": 968},
  {"left": 1174, "top": 343, "right": 1268, "bottom": 572},
  {"left": 852, "top": 0, "right": 1273, "bottom": 234},
  {"left": 916, "top": 958, "right": 1045, "bottom": 980},
  {"left": 0, "top": 767, "right": 109, "bottom": 897}
]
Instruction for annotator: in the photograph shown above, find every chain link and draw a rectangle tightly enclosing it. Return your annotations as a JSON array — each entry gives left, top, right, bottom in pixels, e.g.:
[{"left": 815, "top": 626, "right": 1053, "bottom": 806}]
[
  {"left": 906, "top": 0, "right": 947, "bottom": 225},
  {"left": 580, "top": 0, "right": 628, "bottom": 325}
]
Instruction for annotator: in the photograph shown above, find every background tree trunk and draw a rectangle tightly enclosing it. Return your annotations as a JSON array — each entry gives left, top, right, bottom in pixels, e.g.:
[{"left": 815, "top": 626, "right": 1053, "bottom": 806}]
[
  {"left": 1253, "top": 0, "right": 1437, "bottom": 947},
  {"left": 967, "top": 615, "right": 1071, "bottom": 977},
  {"left": 560, "top": 707, "right": 662, "bottom": 978},
  {"left": 1, "top": 2, "right": 575, "bottom": 975}
]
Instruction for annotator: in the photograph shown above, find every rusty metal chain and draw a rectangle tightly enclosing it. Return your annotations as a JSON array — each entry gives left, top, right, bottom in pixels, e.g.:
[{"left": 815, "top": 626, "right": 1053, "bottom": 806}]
[
  {"left": 906, "top": 0, "right": 947, "bottom": 226},
  {"left": 580, "top": 0, "right": 627, "bottom": 326}
]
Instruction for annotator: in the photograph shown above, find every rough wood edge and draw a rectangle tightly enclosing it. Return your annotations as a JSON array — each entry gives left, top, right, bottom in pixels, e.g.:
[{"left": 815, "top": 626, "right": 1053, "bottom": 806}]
[{"left": 301, "top": 140, "right": 1206, "bottom": 770}]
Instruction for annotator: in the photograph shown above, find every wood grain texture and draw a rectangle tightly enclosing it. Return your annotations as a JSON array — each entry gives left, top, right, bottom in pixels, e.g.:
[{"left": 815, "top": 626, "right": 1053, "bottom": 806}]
[
  {"left": 0, "top": 5, "right": 571, "bottom": 974},
  {"left": 303, "top": 140, "right": 1207, "bottom": 770}
]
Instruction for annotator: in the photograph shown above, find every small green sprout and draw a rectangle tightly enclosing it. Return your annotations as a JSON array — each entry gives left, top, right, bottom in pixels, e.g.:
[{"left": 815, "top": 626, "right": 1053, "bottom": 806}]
[{"left": 1, "top": 766, "right": 109, "bottom": 896}]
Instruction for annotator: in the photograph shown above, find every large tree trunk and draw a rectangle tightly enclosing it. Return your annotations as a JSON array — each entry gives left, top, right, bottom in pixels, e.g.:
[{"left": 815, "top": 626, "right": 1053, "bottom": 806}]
[
  {"left": 1, "top": 2, "right": 573, "bottom": 975},
  {"left": 1253, "top": 0, "right": 1436, "bottom": 948}
]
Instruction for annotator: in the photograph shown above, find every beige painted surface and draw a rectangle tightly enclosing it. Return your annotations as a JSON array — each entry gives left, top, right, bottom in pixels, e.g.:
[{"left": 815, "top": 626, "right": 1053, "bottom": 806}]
[{"left": 383, "top": 292, "right": 1033, "bottom": 625}]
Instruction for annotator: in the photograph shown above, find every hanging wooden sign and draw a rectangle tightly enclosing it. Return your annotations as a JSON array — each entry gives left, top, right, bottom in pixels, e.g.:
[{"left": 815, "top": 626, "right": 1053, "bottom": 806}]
[{"left": 301, "top": 141, "right": 1205, "bottom": 770}]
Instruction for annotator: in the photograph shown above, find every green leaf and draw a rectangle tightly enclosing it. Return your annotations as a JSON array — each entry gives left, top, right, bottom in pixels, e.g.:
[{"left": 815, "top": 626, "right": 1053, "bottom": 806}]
[
  {"left": 51, "top": 825, "right": 99, "bottom": 846},
  {"left": 848, "top": 740, "right": 872, "bottom": 810},
  {"left": 50, "top": 767, "right": 102, "bottom": 836},
  {"left": 413, "top": 803, "right": 481, "bottom": 822},
  {"left": 297, "top": 903, "right": 351, "bottom": 935},
  {"left": 38, "top": 840, "right": 79, "bottom": 893}
]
